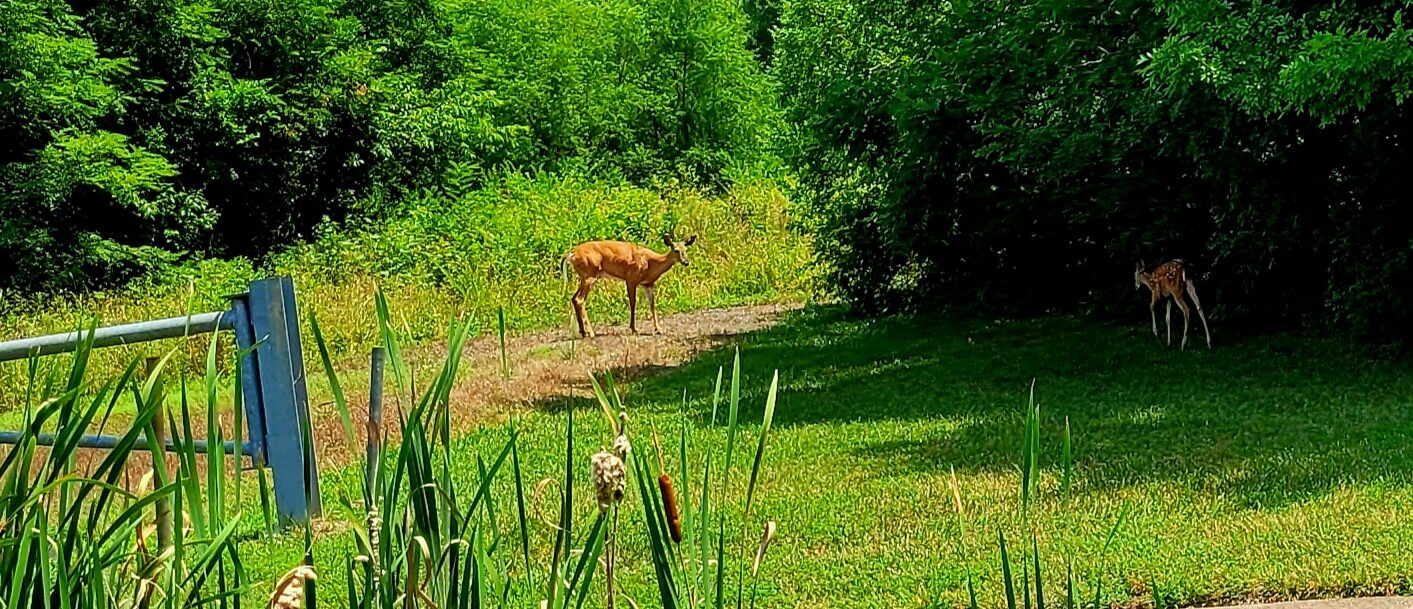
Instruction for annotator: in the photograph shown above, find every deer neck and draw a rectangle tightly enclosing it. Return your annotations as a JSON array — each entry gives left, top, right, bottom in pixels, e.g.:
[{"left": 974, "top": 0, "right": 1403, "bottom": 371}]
[{"left": 642, "top": 250, "right": 678, "bottom": 283}]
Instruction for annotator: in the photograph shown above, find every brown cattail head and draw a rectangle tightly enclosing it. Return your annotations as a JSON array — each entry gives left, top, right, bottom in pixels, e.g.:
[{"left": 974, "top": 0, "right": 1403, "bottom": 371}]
[
  {"left": 592, "top": 449, "right": 628, "bottom": 513},
  {"left": 658, "top": 473, "right": 682, "bottom": 543}
]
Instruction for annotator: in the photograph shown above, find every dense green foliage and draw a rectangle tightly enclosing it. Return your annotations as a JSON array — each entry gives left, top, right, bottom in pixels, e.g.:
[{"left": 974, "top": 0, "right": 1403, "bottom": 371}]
[
  {"left": 776, "top": 0, "right": 1413, "bottom": 342},
  {"left": 1, "top": 0, "right": 777, "bottom": 292},
  {"left": 0, "top": 175, "right": 811, "bottom": 393}
]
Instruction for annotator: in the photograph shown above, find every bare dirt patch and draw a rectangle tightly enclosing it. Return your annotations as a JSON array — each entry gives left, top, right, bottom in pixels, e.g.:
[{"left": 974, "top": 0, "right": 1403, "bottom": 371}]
[
  {"left": 311, "top": 303, "right": 798, "bottom": 465},
  {"left": 53, "top": 303, "right": 797, "bottom": 479}
]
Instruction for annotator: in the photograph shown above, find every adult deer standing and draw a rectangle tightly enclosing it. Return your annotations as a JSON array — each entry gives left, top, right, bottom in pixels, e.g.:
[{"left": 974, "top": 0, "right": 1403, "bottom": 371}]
[
  {"left": 1135, "top": 259, "right": 1212, "bottom": 349},
  {"left": 563, "top": 234, "right": 697, "bottom": 337}
]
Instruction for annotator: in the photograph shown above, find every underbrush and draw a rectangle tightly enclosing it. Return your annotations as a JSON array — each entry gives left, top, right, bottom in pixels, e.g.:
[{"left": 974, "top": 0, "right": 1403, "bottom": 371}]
[{"left": 0, "top": 174, "right": 815, "bottom": 407}]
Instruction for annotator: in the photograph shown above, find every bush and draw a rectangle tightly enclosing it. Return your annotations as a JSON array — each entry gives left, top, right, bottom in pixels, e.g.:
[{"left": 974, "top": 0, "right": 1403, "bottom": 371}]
[
  {"left": 1, "top": 0, "right": 779, "bottom": 293},
  {"left": 774, "top": 0, "right": 1413, "bottom": 344},
  {"left": 0, "top": 176, "right": 814, "bottom": 405}
]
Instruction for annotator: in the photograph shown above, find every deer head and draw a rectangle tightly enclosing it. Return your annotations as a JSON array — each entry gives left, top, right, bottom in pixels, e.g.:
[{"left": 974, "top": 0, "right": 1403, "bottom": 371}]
[
  {"left": 1134, "top": 261, "right": 1148, "bottom": 290},
  {"left": 662, "top": 233, "right": 698, "bottom": 266}
]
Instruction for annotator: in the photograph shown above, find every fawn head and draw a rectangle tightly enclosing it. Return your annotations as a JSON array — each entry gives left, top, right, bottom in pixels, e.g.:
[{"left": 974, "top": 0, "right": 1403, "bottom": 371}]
[
  {"left": 1134, "top": 261, "right": 1148, "bottom": 290},
  {"left": 663, "top": 233, "right": 698, "bottom": 266}
]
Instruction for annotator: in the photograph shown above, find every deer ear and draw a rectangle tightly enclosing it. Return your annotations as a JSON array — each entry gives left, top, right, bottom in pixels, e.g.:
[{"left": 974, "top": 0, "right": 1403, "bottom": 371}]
[
  {"left": 662, "top": 233, "right": 673, "bottom": 247},
  {"left": 685, "top": 234, "right": 697, "bottom": 246}
]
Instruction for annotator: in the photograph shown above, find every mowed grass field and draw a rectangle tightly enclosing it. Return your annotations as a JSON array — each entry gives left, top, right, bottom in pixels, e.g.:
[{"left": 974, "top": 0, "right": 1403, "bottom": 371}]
[{"left": 238, "top": 308, "right": 1413, "bottom": 608}]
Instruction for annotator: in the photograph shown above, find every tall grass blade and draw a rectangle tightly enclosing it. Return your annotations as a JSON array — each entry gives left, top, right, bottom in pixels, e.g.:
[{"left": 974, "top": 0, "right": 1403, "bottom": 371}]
[
  {"left": 1033, "top": 534, "right": 1045, "bottom": 609},
  {"left": 569, "top": 513, "right": 608, "bottom": 609},
  {"left": 177, "top": 380, "right": 208, "bottom": 537},
  {"left": 205, "top": 327, "right": 228, "bottom": 533},
  {"left": 1065, "top": 557, "right": 1075, "bottom": 609},
  {"left": 233, "top": 358, "right": 245, "bottom": 510},
  {"left": 1021, "top": 379, "right": 1039, "bottom": 515},
  {"left": 310, "top": 312, "right": 356, "bottom": 450},
  {"left": 744, "top": 370, "right": 778, "bottom": 518},
  {"left": 546, "top": 406, "right": 575, "bottom": 608},
  {"left": 722, "top": 349, "right": 741, "bottom": 493},
  {"left": 1023, "top": 558, "right": 1031, "bottom": 609},
  {"left": 697, "top": 458, "right": 713, "bottom": 603},
  {"left": 1062, "top": 417, "right": 1071, "bottom": 507},
  {"left": 1090, "top": 504, "right": 1130, "bottom": 609},
  {"left": 949, "top": 466, "right": 966, "bottom": 541},
  {"left": 713, "top": 524, "right": 726, "bottom": 609},
  {"left": 680, "top": 390, "right": 691, "bottom": 548},
  {"left": 510, "top": 421, "right": 533, "bottom": 588},
  {"left": 711, "top": 366, "right": 724, "bottom": 426},
  {"left": 1000, "top": 528, "right": 1017, "bottom": 609},
  {"left": 476, "top": 455, "right": 502, "bottom": 553},
  {"left": 374, "top": 287, "right": 409, "bottom": 396},
  {"left": 589, "top": 374, "right": 621, "bottom": 435}
]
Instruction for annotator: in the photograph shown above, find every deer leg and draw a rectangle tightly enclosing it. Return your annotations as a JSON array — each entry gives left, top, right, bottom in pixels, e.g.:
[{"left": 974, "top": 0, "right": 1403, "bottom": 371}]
[
  {"left": 1165, "top": 299, "right": 1173, "bottom": 346},
  {"left": 645, "top": 284, "right": 660, "bottom": 335},
  {"left": 1186, "top": 280, "right": 1212, "bottom": 348},
  {"left": 627, "top": 282, "right": 638, "bottom": 334},
  {"left": 572, "top": 277, "right": 597, "bottom": 338},
  {"left": 1176, "top": 298, "right": 1192, "bottom": 351},
  {"left": 1149, "top": 293, "right": 1160, "bottom": 339}
]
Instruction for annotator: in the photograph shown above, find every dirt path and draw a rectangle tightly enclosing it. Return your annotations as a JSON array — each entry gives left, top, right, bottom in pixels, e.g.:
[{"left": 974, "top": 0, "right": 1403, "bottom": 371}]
[
  {"left": 59, "top": 303, "right": 797, "bottom": 479},
  {"left": 309, "top": 303, "right": 798, "bottom": 465}
]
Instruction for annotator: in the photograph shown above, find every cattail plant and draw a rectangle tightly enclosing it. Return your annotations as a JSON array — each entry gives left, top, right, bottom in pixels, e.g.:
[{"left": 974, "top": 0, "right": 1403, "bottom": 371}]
[
  {"left": 316, "top": 290, "right": 552, "bottom": 609},
  {"left": 590, "top": 348, "right": 781, "bottom": 609},
  {"left": 591, "top": 449, "right": 627, "bottom": 513},
  {"left": 590, "top": 412, "right": 632, "bottom": 609},
  {"left": 318, "top": 290, "right": 619, "bottom": 609},
  {"left": 270, "top": 564, "right": 317, "bottom": 609},
  {"left": 653, "top": 427, "right": 684, "bottom": 544},
  {"left": 0, "top": 323, "right": 247, "bottom": 608}
]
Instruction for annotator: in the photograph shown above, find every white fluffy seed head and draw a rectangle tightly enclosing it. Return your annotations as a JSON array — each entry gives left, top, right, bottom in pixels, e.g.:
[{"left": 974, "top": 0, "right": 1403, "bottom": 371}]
[{"left": 591, "top": 449, "right": 627, "bottom": 513}]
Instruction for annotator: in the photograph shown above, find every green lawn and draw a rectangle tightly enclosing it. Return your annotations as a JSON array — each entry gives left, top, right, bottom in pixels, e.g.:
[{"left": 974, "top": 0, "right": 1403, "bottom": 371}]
[{"left": 243, "top": 307, "right": 1413, "bottom": 608}]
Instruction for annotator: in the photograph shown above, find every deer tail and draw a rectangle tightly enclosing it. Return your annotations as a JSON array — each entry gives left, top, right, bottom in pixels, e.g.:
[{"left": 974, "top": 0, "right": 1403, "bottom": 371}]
[{"left": 560, "top": 252, "right": 574, "bottom": 282}]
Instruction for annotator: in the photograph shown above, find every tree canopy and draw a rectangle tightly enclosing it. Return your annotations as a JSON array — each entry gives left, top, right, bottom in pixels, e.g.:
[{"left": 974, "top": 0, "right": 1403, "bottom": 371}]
[{"left": 1, "top": 0, "right": 777, "bottom": 291}]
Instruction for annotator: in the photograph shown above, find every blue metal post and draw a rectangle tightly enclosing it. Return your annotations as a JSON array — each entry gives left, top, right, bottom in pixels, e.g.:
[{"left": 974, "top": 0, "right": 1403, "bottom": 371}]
[
  {"left": 365, "top": 347, "right": 384, "bottom": 499},
  {"left": 228, "top": 297, "right": 269, "bottom": 465},
  {"left": 246, "top": 277, "right": 321, "bottom": 525},
  {"left": 278, "top": 276, "right": 320, "bottom": 515}
]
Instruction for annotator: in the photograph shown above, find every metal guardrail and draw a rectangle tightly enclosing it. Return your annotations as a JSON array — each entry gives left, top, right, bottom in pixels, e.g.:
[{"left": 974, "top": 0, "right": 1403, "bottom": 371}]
[
  {"left": 0, "top": 312, "right": 230, "bottom": 362},
  {"left": 0, "top": 277, "right": 321, "bottom": 526}
]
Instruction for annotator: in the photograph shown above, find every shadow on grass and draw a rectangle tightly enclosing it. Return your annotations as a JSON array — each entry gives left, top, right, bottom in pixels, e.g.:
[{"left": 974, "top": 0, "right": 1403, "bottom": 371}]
[{"left": 546, "top": 305, "right": 1413, "bottom": 511}]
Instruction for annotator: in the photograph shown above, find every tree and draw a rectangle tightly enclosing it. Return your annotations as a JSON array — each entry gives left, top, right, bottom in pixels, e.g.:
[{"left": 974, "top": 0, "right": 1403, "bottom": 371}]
[{"left": 775, "top": 0, "right": 1413, "bottom": 342}]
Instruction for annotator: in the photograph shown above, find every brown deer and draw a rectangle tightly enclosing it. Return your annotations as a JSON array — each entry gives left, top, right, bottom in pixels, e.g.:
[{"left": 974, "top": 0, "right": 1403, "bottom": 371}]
[
  {"left": 563, "top": 234, "right": 697, "bottom": 338},
  {"left": 1134, "top": 259, "right": 1212, "bottom": 349}
]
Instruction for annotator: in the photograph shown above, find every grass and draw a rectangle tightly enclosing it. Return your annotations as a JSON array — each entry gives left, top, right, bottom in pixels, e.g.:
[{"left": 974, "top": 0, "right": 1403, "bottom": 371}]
[
  {"left": 0, "top": 175, "right": 815, "bottom": 407},
  {"left": 227, "top": 307, "right": 1413, "bottom": 608},
  {"left": 0, "top": 325, "right": 249, "bottom": 607}
]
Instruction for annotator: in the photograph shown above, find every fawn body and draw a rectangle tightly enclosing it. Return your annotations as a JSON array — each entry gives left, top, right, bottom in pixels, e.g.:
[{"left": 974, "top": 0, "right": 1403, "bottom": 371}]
[{"left": 1135, "top": 259, "right": 1212, "bottom": 349}]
